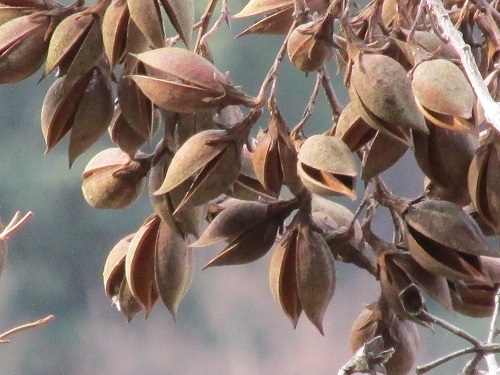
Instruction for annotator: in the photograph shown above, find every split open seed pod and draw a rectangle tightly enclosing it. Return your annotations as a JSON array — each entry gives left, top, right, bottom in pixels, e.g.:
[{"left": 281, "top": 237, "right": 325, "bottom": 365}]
[
  {"left": 334, "top": 101, "right": 377, "bottom": 152},
  {"left": 154, "top": 110, "right": 260, "bottom": 212},
  {"left": 297, "top": 134, "right": 357, "bottom": 199},
  {"left": 41, "top": 68, "right": 114, "bottom": 166},
  {"left": 468, "top": 134, "right": 500, "bottom": 233},
  {"left": 82, "top": 148, "right": 149, "bottom": 209},
  {"left": 404, "top": 199, "right": 496, "bottom": 284},
  {"left": 311, "top": 195, "right": 374, "bottom": 274},
  {"left": 413, "top": 123, "right": 476, "bottom": 194},
  {"left": 450, "top": 256, "right": 500, "bottom": 318},
  {"left": 128, "top": 0, "right": 164, "bottom": 48},
  {"left": 109, "top": 107, "right": 149, "bottom": 158},
  {"left": 251, "top": 104, "right": 301, "bottom": 196},
  {"left": 412, "top": 59, "right": 475, "bottom": 131},
  {"left": 149, "top": 151, "right": 206, "bottom": 238},
  {"left": 350, "top": 301, "right": 419, "bottom": 375},
  {"left": 287, "top": 18, "right": 334, "bottom": 72},
  {"left": 192, "top": 199, "right": 297, "bottom": 268},
  {"left": 349, "top": 53, "right": 428, "bottom": 147},
  {"left": 45, "top": 8, "right": 104, "bottom": 78},
  {"left": 0, "top": 12, "right": 51, "bottom": 83},
  {"left": 103, "top": 233, "right": 134, "bottom": 299},
  {"left": 128, "top": 47, "right": 253, "bottom": 113},
  {"left": 270, "top": 220, "right": 336, "bottom": 334}
]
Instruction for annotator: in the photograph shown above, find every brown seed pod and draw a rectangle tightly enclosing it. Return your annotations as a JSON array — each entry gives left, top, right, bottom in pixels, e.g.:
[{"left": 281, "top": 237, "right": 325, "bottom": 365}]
[
  {"left": 251, "top": 103, "right": 301, "bottom": 196},
  {"left": 412, "top": 59, "right": 475, "bottom": 131},
  {"left": 109, "top": 107, "right": 149, "bottom": 158},
  {"left": 157, "top": 0, "right": 194, "bottom": 48},
  {"left": 192, "top": 199, "right": 297, "bottom": 268},
  {"left": 102, "top": 0, "right": 129, "bottom": 67},
  {"left": 125, "top": 214, "right": 161, "bottom": 316},
  {"left": 129, "top": 47, "right": 253, "bottom": 113},
  {"left": 41, "top": 68, "right": 114, "bottom": 166},
  {"left": 128, "top": 0, "right": 164, "bottom": 48},
  {"left": 334, "top": 101, "right": 377, "bottom": 152},
  {"left": 82, "top": 148, "right": 149, "bottom": 209},
  {"left": 413, "top": 123, "right": 477, "bottom": 194},
  {"left": 404, "top": 199, "right": 496, "bottom": 283},
  {"left": 45, "top": 9, "right": 104, "bottom": 78},
  {"left": 468, "top": 132, "right": 500, "bottom": 233},
  {"left": 0, "top": 12, "right": 51, "bottom": 83},
  {"left": 287, "top": 20, "right": 334, "bottom": 72},
  {"left": 297, "top": 134, "right": 357, "bottom": 199},
  {"left": 154, "top": 220, "right": 193, "bottom": 320},
  {"left": 350, "top": 300, "right": 419, "bottom": 375},
  {"left": 350, "top": 53, "right": 428, "bottom": 146},
  {"left": 103, "top": 233, "right": 134, "bottom": 299},
  {"left": 270, "top": 210, "right": 336, "bottom": 334}
]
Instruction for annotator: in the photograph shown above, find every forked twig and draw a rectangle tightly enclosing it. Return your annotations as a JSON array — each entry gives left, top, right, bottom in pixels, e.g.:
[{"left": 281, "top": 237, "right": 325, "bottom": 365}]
[{"left": 0, "top": 315, "right": 54, "bottom": 344}]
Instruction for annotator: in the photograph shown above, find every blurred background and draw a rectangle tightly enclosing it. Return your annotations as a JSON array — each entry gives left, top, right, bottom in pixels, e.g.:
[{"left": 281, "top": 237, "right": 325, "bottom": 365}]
[{"left": 0, "top": 1, "right": 495, "bottom": 374}]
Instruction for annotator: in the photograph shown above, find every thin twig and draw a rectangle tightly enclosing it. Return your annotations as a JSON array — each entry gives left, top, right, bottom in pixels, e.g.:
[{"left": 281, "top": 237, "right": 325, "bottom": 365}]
[
  {"left": 291, "top": 70, "right": 323, "bottom": 138},
  {"left": 194, "top": 0, "right": 219, "bottom": 54},
  {"left": 425, "top": 0, "right": 500, "bottom": 133},
  {"left": 320, "top": 67, "right": 344, "bottom": 123},
  {"left": 416, "top": 344, "right": 500, "bottom": 374},
  {"left": 0, "top": 211, "right": 34, "bottom": 241},
  {"left": 200, "top": 0, "right": 230, "bottom": 46},
  {"left": 0, "top": 315, "right": 54, "bottom": 343},
  {"left": 484, "top": 286, "right": 500, "bottom": 373}
]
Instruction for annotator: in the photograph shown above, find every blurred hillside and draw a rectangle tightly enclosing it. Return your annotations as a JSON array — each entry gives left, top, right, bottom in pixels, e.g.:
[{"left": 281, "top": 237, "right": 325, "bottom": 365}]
[{"left": 0, "top": 1, "right": 492, "bottom": 374}]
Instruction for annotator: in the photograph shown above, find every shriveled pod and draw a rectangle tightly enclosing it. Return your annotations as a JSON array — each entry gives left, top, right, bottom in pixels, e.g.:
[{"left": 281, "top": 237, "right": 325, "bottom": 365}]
[
  {"left": 82, "top": 148, "right": 149, "bottom": 209},
  {"left": 270, "top": 217, "right": 336, "bottom": 334},
  {"left": 192, "top": 199, "right": 298, "bottom": 268},
  {"left": 297, "top": 134, "right": 357, "bottom": 199},
  {"left": 0, "top": 12, "right": 51, "bottom": 83},
  {"left": 412, "top": 59, "right": 475, "bottom": 131},
  {"left": 451, "top": 256, "right": 500, "bottom": 318},
  {"left": 350, "top": 301, "right": 419, "bottom": 375},
  {"left": 468, "top": 133, "right": 500, "bottom": 233},
  {"left": 404, "top": 199, "right": 496, "bottom": 284},
  {"left": 41, "top": 68, "right": 114, "bottom": 166},
  {"left": 349, "top": 53, "right": 428, "bottom": 147},
  {"left": 287, "top": 18, "right": 334, "bottom": 72},
  {"left": 413, "top": 124, "right": 477, "bottom": 200},
  {"left": 128, "top": 47, "right": 254, "bottom": 113},
  {"left": 45, "top": 7, "right": 104, "bottom": 78}
]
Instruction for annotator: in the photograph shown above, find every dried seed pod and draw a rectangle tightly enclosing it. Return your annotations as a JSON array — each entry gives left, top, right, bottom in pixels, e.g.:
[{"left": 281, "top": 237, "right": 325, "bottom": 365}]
[
  {"left": 154, "top": 220, "right": 193, "bottom": 320},
  {"left": 413, "top": 124, "right": 476, "bottom": 194},
  {"left": 125, "top": 214, "right": 161, "bottom": 316},
  {"left": 287, "top": 19, "right": 334, "bottom": 72},
  {"left": 129, "top": 47, "right": 253, "bottom": 112},
  {"left": 404, "top": 199, "right": 496, "bottom": 283},
  {"left": 0, "top": 12, "right": 51, "bottom": 83},
  {"left": 251, "top": 104, "right": 301, "bottom": 196},
  {"left": 82, "top": 148, "right": 149, "bottom": 209},
  {"left": 149, "top": 151, "right": 206, "bottom": 237},
  {"left": 468, "top": 133, "right": 500, "bottom": 233},
  {"left": 270, "top": 212, "right": 336, "bottom": 334},
  {"left": 45, "top": 9, "right": 104, "bottom": 78},
  {"left": 116, "top": 274, "right": 142, "bottom": 321},
  {"left": 297, "top": 135, "right": 357, "bottom": 199},
  {"left": 128, "top": 0, "right": 164, "bottom": 48},
  {"left": 412, "top": 59, "right": 475, "bottom": 131},
  {"left": 192, "top": 199, "right": 297, "bottom": 267},
  {"left": 234, "top": 0, "right": 328, "bottom": 19},
  {"left": 450, "top": 257, "right": 500, "bottom": 318},
  {"left": 41, "top": 68, "right": 114, "bottom": 166},
  {"left": 350, "top": 53, "right": 428, "bottom": 146},
  {"left": 102, "top": 0, "right": 129, "bottom": 67},
  {"left": 0, "top": 6, "right": 37, "bottom": 26},
  {"left": 311, "top": 195, "right": 374, "bottom": 274},
  {"left": 158, "top": 0, "right": 194, "bottom": 48},
  {"left": 103, "top": 233, "right": 134, "bottom": 299},
  {"left": 334, "top": 101, "right": 377, "bottom": 152},
  {"left": 109, "top": 107, "right": 148, "bottom": 158},
  {"left": 236, "top": 7, "right": 294, "bottom": 37},
  {"left": 350, "top": 301, "right": 419, "bottom": 375},
  {"left": 155, "top": 112, "right": 259, "bottom": 212}
]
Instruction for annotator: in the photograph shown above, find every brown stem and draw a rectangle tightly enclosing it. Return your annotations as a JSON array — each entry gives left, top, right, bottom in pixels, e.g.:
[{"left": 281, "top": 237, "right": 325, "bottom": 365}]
[
  {"left": 0, "top": 315, "right": 54, "bottom": 343},
  {"left": 0, "top": 212, "right": 34, "bottom": 241},
  {"left": 291, "top": 71, "right": 323, "bottom": 138},
  {"left": 194, "top": 0, "right": 219, "bottom": 54},
  {"left": 320, "top": 67, "right": 344, "bottom": 123}
]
